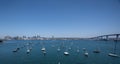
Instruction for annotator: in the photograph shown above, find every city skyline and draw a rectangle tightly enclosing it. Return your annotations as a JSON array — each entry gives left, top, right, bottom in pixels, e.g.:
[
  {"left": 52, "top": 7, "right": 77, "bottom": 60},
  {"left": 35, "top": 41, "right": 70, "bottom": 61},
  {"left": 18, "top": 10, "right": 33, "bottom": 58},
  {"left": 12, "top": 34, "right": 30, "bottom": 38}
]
[{"left": 0, "top": 0, "right": 120, "bottom": 38}]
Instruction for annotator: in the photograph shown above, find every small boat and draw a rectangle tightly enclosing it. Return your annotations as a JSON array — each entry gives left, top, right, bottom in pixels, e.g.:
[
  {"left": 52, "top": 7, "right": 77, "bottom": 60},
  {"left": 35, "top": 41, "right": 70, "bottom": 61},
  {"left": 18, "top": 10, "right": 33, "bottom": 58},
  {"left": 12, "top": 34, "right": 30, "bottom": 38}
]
[
  {"left": 77, "top": 49, "right": 80, "bottom": 52},
  {"left": 93, "top": 50, "right": 100, "bottom": 53},
  {"left": 27, "top": 49, "right": 30, "bottom": 54},
  {"left": 108, "top": 41, "right": 119, "bottom": 57},
  {"left": 41, "top": 47, "right": 46, "bottom": 51},
  {"left": 57, "top": 48, "right": 60, "bottom": 51},
  {"left": 43, "top": 51, "right": 46, "bottom": 54},
  {"left": 83, "top": 48, "right": 86, "bottom": 51},
  {"left": 13, "top": 49, "right": 18, "bottom": 52},
  {"left": 108, "top": 53, "right": 119, "bottom": 57},
  {"left": 12, "top": 47, "right": 20, "bottom": 52},
  {"left": 29, "top": 46, "right": 32, "bottom": 51},
  {"left": 84, "top": 52, "right": 88, "bottom": 56},
  {"left": 64, "top": 52, "right": 69, "bottom": 55}
]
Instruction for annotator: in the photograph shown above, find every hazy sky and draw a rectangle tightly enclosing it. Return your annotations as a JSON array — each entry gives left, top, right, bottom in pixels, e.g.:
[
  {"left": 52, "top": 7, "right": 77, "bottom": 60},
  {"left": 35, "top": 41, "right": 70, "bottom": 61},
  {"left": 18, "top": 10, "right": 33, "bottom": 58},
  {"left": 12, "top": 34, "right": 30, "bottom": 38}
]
[{"left": 0, "top": 0, "right": 120, "bottom": 37}]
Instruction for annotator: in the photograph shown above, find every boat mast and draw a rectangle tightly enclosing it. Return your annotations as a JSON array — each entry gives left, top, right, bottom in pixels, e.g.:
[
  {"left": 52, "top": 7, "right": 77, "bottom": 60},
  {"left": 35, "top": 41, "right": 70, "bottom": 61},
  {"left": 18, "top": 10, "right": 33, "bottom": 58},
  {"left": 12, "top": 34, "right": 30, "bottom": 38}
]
[{"left": 113, "top": 34, "right": 119, "bottom": 54}]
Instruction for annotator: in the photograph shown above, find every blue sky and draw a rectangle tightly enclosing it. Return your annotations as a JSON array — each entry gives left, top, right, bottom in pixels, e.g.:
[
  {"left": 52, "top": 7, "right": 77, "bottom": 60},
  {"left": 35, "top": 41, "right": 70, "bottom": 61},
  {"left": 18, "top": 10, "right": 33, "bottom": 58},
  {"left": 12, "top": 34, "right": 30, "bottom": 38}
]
[{"left": 0, "top": 0, "right": 120, "bottom": 37}]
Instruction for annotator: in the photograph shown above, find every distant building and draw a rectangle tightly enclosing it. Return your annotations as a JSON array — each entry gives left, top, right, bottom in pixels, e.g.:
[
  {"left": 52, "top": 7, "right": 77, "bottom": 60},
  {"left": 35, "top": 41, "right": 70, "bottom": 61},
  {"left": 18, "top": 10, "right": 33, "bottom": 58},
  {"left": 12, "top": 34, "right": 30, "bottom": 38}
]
[{"left": 4, "top": 36, "right": 12, "bottom": 40}]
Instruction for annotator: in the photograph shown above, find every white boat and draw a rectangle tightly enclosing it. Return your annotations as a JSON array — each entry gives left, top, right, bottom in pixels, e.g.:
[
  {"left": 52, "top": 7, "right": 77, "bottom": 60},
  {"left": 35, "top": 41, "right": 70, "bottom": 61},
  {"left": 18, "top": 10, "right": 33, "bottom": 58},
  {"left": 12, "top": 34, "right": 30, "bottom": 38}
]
[
  {"left": 77, "top": 49, "right": 80, "bottom": 52},
  {"left": 108, "top": 41, "right": 119, "bottom": 57},
  {"left": 41, "top": 47, "right": 46, "bottom": 51},
  {"left": 64, "top": 52, "right": 69, "bottom": 55},
  {"left": 57, "top": 48, "right": 60, "bottom": 51},
  {"left": 108, "top": 53, "right": 119, "bottom": 57},
  {"left": 27, "top": 49, "right": 30, "bottom": 54},
  {"left": 84, "top": 51, "right": 88, "bottom": 56}
]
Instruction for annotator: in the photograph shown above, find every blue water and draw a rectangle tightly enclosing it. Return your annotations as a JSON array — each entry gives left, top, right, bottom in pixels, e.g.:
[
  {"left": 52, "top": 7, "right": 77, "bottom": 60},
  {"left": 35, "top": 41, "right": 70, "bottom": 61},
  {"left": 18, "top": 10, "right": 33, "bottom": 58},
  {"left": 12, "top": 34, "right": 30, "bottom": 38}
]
[{"left": 0, "top": 40, "right": 120, "bottom": 64}]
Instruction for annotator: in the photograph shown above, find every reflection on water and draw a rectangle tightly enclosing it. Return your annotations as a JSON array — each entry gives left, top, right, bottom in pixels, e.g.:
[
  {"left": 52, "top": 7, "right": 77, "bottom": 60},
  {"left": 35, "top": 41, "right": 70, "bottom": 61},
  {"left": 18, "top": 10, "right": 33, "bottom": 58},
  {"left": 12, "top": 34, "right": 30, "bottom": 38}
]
[{"left": 0, "top": 40, "right": 120, "bottom": 64}]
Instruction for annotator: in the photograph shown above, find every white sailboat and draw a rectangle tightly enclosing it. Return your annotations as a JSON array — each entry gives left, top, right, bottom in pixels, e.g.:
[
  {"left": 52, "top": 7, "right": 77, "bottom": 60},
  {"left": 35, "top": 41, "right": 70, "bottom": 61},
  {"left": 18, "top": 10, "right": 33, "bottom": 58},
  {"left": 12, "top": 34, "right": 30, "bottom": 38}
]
[
  {"left": 108, "top": 53, "right": 119, "bottom": 57},
  {"left": 57, "top": 47, "right": 61, "bottom": 51},
  {"left": 27, "top": 49, "right": 30, "bottom": 54},
  {"left": 108, "top": 41, "right": 119, "bottom": 57},
  {"left": 64, "top": 52, "right": 69, "bottom": 55},
  {"left": 64, "top": 47, "right": 69, "bottom": 55},
  {"left": 26, "top": 46, "right": 30, "bottom": 54},
  {"left": 83, "top": 48, "right": 88, "bottom": 56},
  {"left": 41, "top": 47, "right": 46, "bottom": 51},
  {"left": 77, "top": 49, "right": 80, "bottom": 52},
  {"left": 84, "top": 51, "right": 88, "bottom": 56}
]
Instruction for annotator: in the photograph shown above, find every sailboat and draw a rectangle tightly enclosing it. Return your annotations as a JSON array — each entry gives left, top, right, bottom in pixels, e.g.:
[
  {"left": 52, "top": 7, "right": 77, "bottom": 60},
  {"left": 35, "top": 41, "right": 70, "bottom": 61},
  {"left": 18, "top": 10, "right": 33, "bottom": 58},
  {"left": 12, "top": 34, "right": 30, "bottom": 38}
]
[
  {"left": 57, "top": 47, "right": 61, "bottom": 51},
  {"left": 13, "top": 48, "right": 20, "bottom": 52},
  {"left": 64, "top": 52, "right": 69, "bottom": 55},
  {"left": 77, "top": 49, "right": 80, "bottom": 52},
  {"left": 83, "top": 48, "right": 88, "bottom": 57},
  {"left": 41, "top": 47, "right": 46, "bottom": 51},
  {"left": 64, "top": 47, "right": 69, "bottom": 55},
  {"left": 108, "top": 41, "right": 119, "bottom": 57},
  {"left": 93, "top": 48, "right": 100, "bottom": 53},
  {"left": 13, "top": 44, "right": 20, "bottom": 52},
  {"left": 83, "top": 48, "right": 86, "bottom": 51},
  {"left": 26, "top": 46, "right": 31, "bottom": 54},
  {"left": 84, "top": 51, "right": 88, "bottom": 56},
  {"left": 27, "top": 49, "right": 30, "bottom": 54}
]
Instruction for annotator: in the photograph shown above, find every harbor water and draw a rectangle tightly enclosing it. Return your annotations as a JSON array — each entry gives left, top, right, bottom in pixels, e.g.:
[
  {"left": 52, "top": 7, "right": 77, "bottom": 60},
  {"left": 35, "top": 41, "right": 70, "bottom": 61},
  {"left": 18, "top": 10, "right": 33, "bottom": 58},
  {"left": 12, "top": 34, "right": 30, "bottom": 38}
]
[{"left": 0, "top": 40, "right": 120, "bottom": 64}]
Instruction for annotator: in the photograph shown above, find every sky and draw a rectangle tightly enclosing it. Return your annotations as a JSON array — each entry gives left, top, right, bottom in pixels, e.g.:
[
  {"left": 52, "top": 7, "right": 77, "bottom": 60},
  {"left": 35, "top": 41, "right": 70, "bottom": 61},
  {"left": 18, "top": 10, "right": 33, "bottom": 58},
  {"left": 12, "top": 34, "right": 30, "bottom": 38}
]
[{"left": 0, "top": 0, "right": 120, "bottom": 38}]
